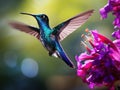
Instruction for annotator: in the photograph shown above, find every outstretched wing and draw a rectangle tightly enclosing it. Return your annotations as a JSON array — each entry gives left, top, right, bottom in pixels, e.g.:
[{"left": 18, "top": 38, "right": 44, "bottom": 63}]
[
  {"left": 52, "top": 10, "right": 94, "bottom": 41},
  {"left": 9, "top": 22, "right": 40, "bottom": 39}
]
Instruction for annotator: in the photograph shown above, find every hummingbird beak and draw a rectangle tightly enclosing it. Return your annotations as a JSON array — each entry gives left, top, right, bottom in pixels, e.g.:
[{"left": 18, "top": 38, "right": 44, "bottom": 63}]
[{"left": 20, "top": 13, "right": 35, "bottom": 17}]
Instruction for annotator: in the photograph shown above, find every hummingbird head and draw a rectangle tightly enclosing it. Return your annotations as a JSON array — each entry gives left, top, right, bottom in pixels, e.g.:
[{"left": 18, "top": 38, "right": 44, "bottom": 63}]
[
  {"left": 36, "top": 14, "right": 49, "bottom": 24},
  {"left": 20, "top": 13, "right": 49, "bottom": 26}
]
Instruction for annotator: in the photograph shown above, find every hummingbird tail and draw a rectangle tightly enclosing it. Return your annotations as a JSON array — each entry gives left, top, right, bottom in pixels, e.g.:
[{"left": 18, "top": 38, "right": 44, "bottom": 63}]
[{"left": 57, "top": 51, "right": 75, "bottom": 68}]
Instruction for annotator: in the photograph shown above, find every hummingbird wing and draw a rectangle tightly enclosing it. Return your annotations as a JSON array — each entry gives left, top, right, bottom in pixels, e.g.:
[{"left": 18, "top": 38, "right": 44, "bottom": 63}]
[
  {"left": 52, "top": 10, "right": 94, "bottom": 41},
  {"left": 9, "top": 22, "right": 40, "bottom": 39}
]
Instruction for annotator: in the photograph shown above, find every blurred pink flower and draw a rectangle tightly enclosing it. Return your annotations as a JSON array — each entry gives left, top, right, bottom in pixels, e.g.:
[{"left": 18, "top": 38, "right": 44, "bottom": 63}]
[{"left": 100, "top": 0, "right": 120, "bottom": 39}]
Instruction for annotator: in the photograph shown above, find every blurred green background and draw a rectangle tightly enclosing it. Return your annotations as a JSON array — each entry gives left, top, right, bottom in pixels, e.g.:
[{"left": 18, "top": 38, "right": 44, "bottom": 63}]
[{"left": 0, "top": 0, "right": 114, "bottom": 90}]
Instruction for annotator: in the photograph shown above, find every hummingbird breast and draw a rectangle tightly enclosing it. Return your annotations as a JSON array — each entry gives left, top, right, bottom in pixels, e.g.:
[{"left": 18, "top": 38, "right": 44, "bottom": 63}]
[{"left": 40, "top": 34, "right": 56, "bottom": 54}]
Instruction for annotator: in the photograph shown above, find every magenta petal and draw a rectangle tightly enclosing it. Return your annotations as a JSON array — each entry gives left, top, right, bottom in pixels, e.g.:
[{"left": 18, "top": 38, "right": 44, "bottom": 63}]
[
  {"left": 77, "top": 69, "right": 86, "bottom": 78},
  {"left": 112, "top": 29, "right": 120, "bottom": 39},
  {"left": 99, "top": 3, "right": 112, "bottom": 19},
  {"left": 92, "top": 31, "right": 119, "bottom": 51},
  {"left": 75, "top": 55, "right": 79, "bottom": 61},
  {"left": 88, "top": 82, "right": 95, "bottom": 89},
  {"left": 113, "top": 39, "right": 120, "bottom": 47},
  {"left": 100, "top": 8, "right": 108, "bottom": 19},
  {"left": 76, "top": 52, "right": 95, "bottom": 61}
]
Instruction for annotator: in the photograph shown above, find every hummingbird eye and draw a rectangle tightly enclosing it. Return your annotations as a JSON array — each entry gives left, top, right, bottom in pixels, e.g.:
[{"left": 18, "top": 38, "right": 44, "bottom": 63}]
[
  {"left": 41, "top": 15, "right": 46, "bottom": 19},
  {"left": 40, "top": 14, "right": 48, "bottom": 22}
]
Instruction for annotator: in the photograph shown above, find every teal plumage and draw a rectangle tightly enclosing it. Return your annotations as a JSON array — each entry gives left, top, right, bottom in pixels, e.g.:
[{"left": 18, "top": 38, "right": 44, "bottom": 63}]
[{"left": 10, "top": 10, "right": 94, "bottom": 68}]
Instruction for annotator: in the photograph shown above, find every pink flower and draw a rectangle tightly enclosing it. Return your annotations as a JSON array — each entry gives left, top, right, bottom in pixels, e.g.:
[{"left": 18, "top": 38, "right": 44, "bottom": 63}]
[{"left": 76, "top": 30, "right": 120, "bottom": 90}]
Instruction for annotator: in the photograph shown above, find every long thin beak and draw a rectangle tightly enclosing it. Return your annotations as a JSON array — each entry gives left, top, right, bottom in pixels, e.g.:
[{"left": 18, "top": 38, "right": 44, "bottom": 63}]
[{"left": 20, "top": 12, "right": 35, "bottom": 17}]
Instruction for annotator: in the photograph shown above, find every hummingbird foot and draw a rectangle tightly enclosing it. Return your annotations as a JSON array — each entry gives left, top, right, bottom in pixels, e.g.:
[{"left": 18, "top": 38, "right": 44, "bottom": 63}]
[
  {"left": 52, "top": 53, "right": 58, "bottom": 58},
  {"left": 49, "top": 51, "right": 59, "bottom": 58}
]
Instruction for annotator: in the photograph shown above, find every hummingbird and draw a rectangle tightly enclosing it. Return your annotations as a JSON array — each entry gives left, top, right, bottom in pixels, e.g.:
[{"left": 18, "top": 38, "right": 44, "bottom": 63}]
[{"left": 10, "top": 9, "right": 94, "bottom": 68}]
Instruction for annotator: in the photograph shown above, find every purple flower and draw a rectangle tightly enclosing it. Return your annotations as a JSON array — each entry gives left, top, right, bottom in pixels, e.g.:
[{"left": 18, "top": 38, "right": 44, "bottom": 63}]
[
  {"left": 100, "top": 0, "right": 120, "bottom": 27},
  {"left": 112, "top": 27, "right": 120, "bottom": 40},
  {"left": 76, "top": 30, "right": 120, "bottom": 90}
]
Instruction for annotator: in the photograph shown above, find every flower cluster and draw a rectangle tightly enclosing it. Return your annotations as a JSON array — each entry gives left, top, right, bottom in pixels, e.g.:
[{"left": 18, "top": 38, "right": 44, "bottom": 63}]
[
  {"left": 76, "top": 30, "right": 120, "bottom": 89},
  {"left": 100, "top": 0, "right": 120, "bottom": 39},
  {"left": 99, "top": 0, "right": 120, "bottom": 25}
]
